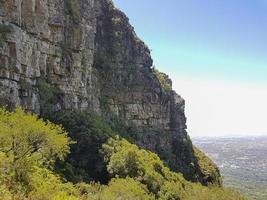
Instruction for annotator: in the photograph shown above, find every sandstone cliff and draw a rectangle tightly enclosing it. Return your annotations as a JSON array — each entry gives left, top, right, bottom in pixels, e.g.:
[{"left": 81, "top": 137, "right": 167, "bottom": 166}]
[{"left": 0, "top": 0, "right": 221, "bottom": 185}]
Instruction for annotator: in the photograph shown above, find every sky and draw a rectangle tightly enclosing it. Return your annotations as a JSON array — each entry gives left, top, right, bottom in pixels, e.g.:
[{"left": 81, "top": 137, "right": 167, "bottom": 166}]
[{"left": 113, "top": 0, "right": 267, "bottom": 137}]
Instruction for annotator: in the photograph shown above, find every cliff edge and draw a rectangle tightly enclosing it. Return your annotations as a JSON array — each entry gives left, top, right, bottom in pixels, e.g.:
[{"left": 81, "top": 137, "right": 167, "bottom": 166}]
[{"left": 0, "top": 0, "right": 221, "bottom": 185}]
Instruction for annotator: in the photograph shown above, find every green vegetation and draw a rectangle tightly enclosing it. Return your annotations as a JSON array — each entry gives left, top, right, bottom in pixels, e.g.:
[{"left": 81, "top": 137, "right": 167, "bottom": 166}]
[
  {"left": 0, "top": 24, "right": 12, "bottom": 43},
  {"left": 62, "top": 111, "right": 222, "bottom": 187},
  {"left": 153, "top": 68, "right": 172, "bottom": 91},
  {"left": 64, "top": 0, "right": 80, "bottom": 24},
  {"left": 70, "top": 0, "right": 80, "bottom": 20},
  {"left": 224, "top": 175, "right": 267, "bottom": 200},
  {"left": 100, "top": 177, "right": 155, "bottom": 200},
  {"left": 102, "top": 136, "right": 186, "bottom": 196},
  {"left": 50, "top": 110, "right": 117, "bottom": 183},
  {"left": 193, "top": 146, "right": 223, "bottom": 186},
  {"left": 0, "top": 108, "right": 247, "bottom": 199},
  {"left": 19, "top": 79, "right": 31, "bottom": 91},
  {"left": 37, "top": 79, "right": 62, "bottom": 118},
  {"left": 112, "top": 17, "right": 121, "bottom": 25},
  {"left": 0, "top": 107, "right": 72, "bottom": 199},
  {"left": 99, "top": 95, "right": 110, "bottom": 112},
  {"left": 0, "top": 95, "right": 11, "bottom": 109},
  {"left": 0, "top": 24, "right": 12, "bottom": 34},
  {"left": 45, "top": 110, "right": 222, "bottom": 186},
  {"left": 72, "top": 27, "right": 82, "bottom": 46},
  {"left": 102, "top": 137, "right": 246, "bottom": 200}
]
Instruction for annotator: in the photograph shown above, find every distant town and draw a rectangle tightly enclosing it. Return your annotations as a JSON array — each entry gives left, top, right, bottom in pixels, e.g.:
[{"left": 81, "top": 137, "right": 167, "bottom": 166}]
[{"left": 193, "top": 136, "right": 267, "bottom": 200}]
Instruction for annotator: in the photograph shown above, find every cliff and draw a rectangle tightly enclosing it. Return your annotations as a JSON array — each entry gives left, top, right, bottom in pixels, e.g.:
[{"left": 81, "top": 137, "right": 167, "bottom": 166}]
[{"left": 0, "top": 0, "right": 221, "bottom": 185}]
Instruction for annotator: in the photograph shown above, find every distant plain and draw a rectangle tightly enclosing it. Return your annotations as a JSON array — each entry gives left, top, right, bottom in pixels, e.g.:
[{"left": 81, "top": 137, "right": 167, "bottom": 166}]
[{"left": 193, "top": 136, "right": 267, "bottom": 200}]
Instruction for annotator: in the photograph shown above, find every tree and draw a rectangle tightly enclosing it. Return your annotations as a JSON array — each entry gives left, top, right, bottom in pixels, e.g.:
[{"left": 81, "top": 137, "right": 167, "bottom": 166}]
[
  {"left": 0, "top": 108, "right": 247, "bottom": 200},
  {"left": 102, "top": 137, "right": 186, "bottom": 196},
  {"left": 28, "top": 167, "right": 78, "bottom": 200},
  {"left": 0, "top": 107, "right": 72, "bottom": 183}
]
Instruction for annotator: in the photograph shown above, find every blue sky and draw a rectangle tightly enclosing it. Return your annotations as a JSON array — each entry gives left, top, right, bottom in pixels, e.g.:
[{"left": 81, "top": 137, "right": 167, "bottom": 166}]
[
  {"left": 114, "top": 0, "right": 267, "bottom": 83},
  {"left": 113, "top": 0, "right": 267, "bottom": 137}
]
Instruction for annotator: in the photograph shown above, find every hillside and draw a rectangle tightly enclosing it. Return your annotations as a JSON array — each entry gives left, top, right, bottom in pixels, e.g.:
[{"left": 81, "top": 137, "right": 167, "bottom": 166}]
[
  {"left": 0, "top": 0, "right": 246, "bottom": 199},
  {"left": 0, "top": 0, "right": 220, "bottom": 185},
  {"left": 0, "top": 108, "right": 246, "bottom": 199}
]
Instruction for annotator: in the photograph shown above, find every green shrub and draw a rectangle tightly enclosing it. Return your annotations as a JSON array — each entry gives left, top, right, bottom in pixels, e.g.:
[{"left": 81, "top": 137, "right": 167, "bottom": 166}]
[
  {"left": 0, "top": 107, "right": 73, "bottom": 199},
  {"left": 64, "top": 0, "right": 80, "bottom": 23},
  {"left": 183, "top": 184, "right": 246, "bottom": 200},
  {"left": 100, "top": 177, "right": 154, "bottom": 200},
  {"left": 153, "top": 68, "right": 172, "bottom": 91},
  {"left": 70, "top": 0, "right": 80, "bottom": 21},
  {"left": 112, "top": 17, "right": 121, "bottom": 25},
  {"left": 193, "top": 146, "right": 222, "bottom": 186},
  {"left": 0, "top": 184, "right": 12, "bottom": 200},
  {"left": 159, "top": 181, "right": 185, "bottom": 200},
  {"left": 0, "top": 24, "right": 12, "bottom": 43},
  {"left": 37, "top": 79, "right": 62, "bottom": 118},
  {"left": 28, "top": 167, "right": 79, "bottom": 200},
  {"left": 0, "top": 107, "right": 71, "bottom": 182},
  {"left": 102, "top": 137, "right": 186, "bottom": 196},
  {"left": 19, "top": 79, "right": 31, "bottom": 91}
]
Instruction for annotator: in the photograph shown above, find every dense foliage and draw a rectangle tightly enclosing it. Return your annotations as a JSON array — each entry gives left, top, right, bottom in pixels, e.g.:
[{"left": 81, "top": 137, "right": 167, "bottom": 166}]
[
  {"left": 0, "top": 107, "right": 73, "bottom": 199},
  {"left": 102, "top": 137, "right": 246, "bottom": 200},
  {"left": 50, "top": 110, "right": 116, "bottom": 183},
  {"left": 0, "top": 108, "right": 246, "bottom": 200}
]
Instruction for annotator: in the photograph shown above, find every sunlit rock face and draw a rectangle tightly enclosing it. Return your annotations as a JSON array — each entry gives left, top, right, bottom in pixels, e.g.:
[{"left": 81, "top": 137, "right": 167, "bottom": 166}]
[
  {"left": 0, "top": 0, "right": 221, "bottom": 185},
  {"left": 0, "top": 0, "right": 100, "bottom": 113}
]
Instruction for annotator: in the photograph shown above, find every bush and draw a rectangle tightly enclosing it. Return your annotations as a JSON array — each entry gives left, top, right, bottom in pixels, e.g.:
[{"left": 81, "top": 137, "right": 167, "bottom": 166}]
[
  {"left": 0, "top": 107, "right": 71, "bottom": 183},
  {"left": 153, "top": 68, "right": 172, "bottom": 91},
  {"left": 37, "top": 79, "right": 62, "bottom": 119},
  {"left": 0, "top": 107, "right": 74, "bottom": 199},
  {"left": 102, "top": 137, "right": 186, "bottom": 196},
  {"left": 183, "top": 184, "right": 246, "bottom": 200},
  {"left": 100, "top": 177, "right": 154, "bottom": 200},
  {"left": 193, "top": 146, "right": 222, "bottom": 186},
  {"left": 28, "top": 167, "right": 79, "bottom": 200},
  {"left": 0, "top": 184, "right": 12, "bottom": 200}
]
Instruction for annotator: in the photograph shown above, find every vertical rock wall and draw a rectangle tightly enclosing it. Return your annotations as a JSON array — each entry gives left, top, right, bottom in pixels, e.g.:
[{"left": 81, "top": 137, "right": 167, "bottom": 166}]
[{"left": 0, "top": 0, "right": 186, "bottom": 132}]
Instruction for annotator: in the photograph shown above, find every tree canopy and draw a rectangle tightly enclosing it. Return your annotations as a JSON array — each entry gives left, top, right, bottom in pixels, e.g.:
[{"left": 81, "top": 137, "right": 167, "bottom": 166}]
[{"left": 0, "top": 108, "right": 246, "bottom": 200}]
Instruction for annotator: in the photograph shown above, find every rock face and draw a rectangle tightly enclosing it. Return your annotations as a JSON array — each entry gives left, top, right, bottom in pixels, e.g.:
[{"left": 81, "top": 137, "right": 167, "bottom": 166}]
[{"left": 0, "top": 0, "right": 221, "bottom": 185}]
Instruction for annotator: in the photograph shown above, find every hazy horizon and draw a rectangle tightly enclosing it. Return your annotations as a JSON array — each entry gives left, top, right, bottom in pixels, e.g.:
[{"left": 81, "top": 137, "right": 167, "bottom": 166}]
[{"left": 114, "top": 0, "right": 267, "bottom": 137}]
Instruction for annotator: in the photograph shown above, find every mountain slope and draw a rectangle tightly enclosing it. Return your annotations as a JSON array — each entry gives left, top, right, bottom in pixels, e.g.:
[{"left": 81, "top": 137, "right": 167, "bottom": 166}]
[{"left": 0, "top": 0, "right": 220, "bottom": 185}]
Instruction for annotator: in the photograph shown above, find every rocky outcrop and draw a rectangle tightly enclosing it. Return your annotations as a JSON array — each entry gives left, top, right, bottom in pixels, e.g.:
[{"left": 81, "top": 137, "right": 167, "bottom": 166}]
[
  {"left": 0, "top": 0, "right": 221, "bottom": 185},
  {"left": 0, "top": 0, "right": 99, "bottom": 113},
  {"left": 94, "top": 1, "right": 187, "bottom": 132}
]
